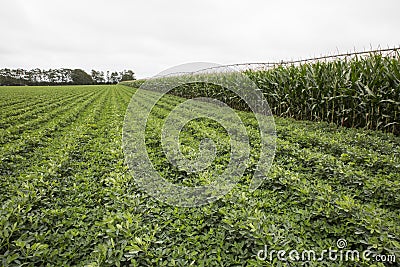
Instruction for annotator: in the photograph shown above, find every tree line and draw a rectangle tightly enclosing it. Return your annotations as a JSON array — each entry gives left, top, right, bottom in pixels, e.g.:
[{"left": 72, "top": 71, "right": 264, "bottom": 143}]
[{"left": 0, "top": 68, "right": 135, "bottom": 86}]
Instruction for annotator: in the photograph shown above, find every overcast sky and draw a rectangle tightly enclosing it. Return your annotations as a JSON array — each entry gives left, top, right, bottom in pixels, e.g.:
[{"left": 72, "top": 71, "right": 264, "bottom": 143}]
[{"left": 1, "top": 0, "right": 399, "bottom": 78}]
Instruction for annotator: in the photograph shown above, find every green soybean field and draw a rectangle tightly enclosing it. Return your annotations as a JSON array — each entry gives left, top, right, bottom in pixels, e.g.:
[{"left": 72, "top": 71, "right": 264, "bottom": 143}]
[{"left": 1, "top": 85, "right": 399, "bottom": 266}]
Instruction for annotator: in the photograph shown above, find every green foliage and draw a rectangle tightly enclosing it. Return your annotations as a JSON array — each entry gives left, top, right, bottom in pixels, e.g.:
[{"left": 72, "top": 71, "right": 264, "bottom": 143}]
[
  {"left": 120, "top": 70, "right": 136, "bottom": 82},
  {"left": 0, "top": 85, "right": 399, "bottom": 266},
  {"left": 123, "top": 52, "right": 400, "bottom": 134},
  {"left": 0, "top": 68, "right": 136, "bottom": 86},
  {"left": 246, "top": 53, "right": 400, "bottom": 134},
  {"left": 120, "top": 79, "right": 145, "bottom": 88},
  {"left": 0, "top": 75, "right": 29, "bottom": 86},
  {"left": 71, "top": 69, "right": 93, "bottom": 85}
]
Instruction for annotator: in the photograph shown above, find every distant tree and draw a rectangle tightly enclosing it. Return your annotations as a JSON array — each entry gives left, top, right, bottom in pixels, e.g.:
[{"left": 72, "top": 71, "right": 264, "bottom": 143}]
[
  {"left": 30, "top": 68, "right": 42, "bottom": 84},
  {"left": 110, "top": 72, "right": 119, "bottom": 84},
  {"left": 99, "top": 71, "right": 105, "bottom": 83},
  {"left": 0, "top": 74, "right": 28, "bottom": 86},
  {"left": 71, "top": 69, "right": 93, "bottom": 85},
  {"left": 120, "top": 70, "right": 135, "bottom": 81},
  {"left": 105, "top": 71, "right": 110, "bottom": 84},
  {"left": 91, "top": 70, "right": 105, "bottom": 84},
  {"left": 61, "top": 68, "right": 73, "bottom": 83},
  {"left": 0, "top": 68, "right": 135, "bottom": 86},
  {"left": 48, "top": 69, "right": 56, "bottom": 84}
]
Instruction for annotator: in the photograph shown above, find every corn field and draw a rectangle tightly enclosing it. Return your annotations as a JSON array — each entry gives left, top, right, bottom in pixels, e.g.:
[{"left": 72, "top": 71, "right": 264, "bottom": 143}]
[{"left": 121, "top": 49, "right": 400, "bottom": 134}]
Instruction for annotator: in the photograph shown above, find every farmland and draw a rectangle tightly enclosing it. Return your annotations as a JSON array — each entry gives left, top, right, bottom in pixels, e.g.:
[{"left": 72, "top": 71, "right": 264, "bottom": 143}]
[
  {"left": 123, "top": 52, "right": 400, "bottom": 134},
  {"left": 1, "top": 85, "right": 400, "bottom": 266}
]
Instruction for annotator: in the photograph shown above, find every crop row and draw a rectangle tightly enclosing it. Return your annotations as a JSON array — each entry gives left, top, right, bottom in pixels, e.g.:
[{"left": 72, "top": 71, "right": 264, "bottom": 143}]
[{"left": 1, "top": 85, "right": 399, "bottom": 266}]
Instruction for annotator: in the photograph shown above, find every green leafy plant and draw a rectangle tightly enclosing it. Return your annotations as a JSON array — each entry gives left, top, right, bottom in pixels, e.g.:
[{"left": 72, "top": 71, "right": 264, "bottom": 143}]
[{"left": 0, "top": 85, "right": 399, "bottom": 266}]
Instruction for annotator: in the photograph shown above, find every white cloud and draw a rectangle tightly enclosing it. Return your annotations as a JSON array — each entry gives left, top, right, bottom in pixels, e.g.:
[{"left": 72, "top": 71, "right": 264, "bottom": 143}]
[{"left": 0, "top": 0, "right": 399, "bottom": 78}]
